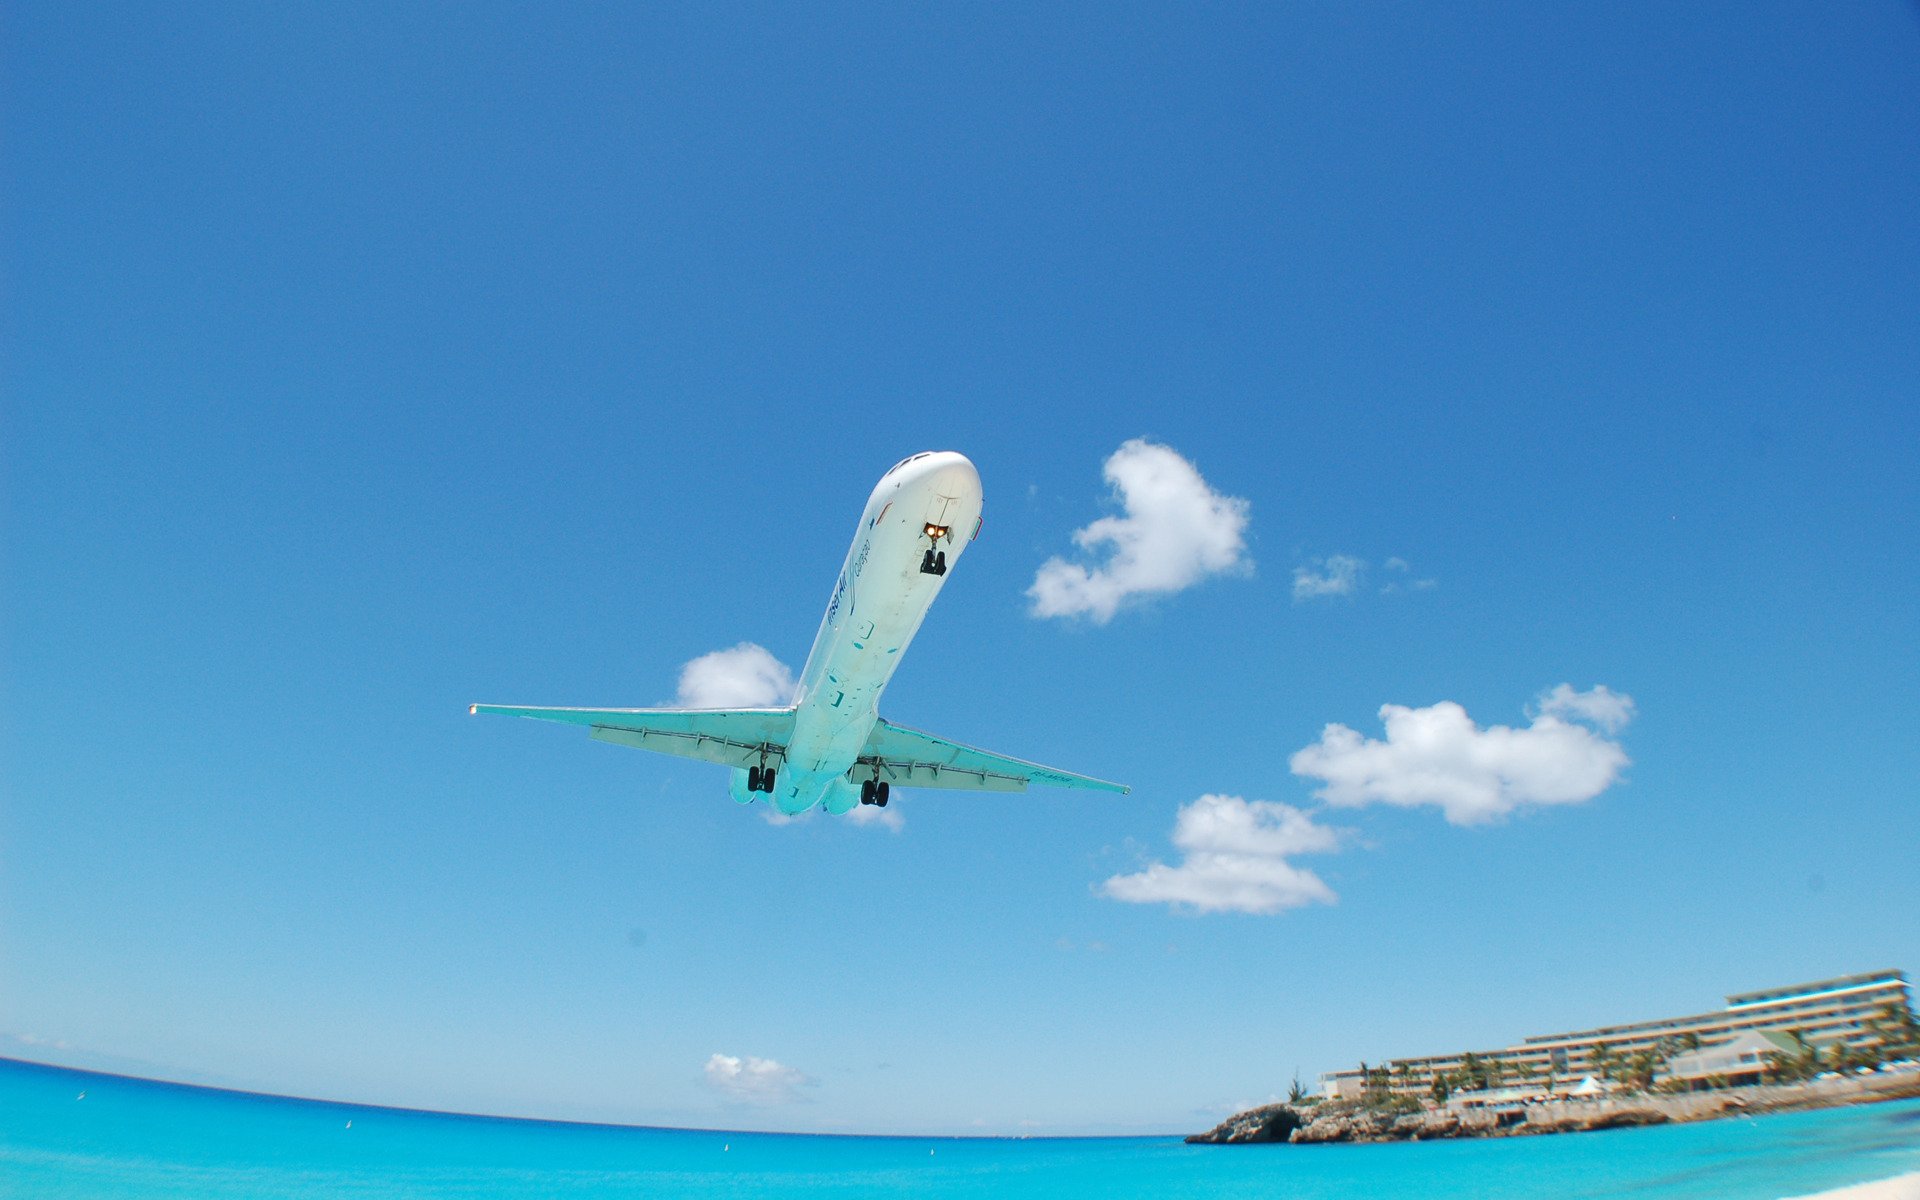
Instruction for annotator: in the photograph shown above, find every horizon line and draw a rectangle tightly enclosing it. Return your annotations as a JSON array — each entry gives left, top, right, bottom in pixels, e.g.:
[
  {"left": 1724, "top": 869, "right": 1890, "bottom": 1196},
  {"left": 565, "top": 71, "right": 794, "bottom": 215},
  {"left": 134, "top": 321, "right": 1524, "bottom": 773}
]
[{"left": 0, "top": 1056, "right": 1179, "bottom": 1142}]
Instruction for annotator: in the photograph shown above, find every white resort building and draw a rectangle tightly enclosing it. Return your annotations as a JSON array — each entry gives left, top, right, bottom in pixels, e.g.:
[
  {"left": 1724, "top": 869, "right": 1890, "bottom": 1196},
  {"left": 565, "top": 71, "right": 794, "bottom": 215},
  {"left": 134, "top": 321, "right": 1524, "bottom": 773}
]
[{"left": 1321, "top": 969, "right": 1912, "bottom": 1099}]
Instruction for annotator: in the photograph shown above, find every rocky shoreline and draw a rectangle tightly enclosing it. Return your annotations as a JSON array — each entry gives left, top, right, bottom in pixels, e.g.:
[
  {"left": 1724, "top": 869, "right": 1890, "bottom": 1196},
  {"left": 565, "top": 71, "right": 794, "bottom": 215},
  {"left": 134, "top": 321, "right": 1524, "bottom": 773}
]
[{"left": 1187, "top": 1070, "right": 1920, "bottom": 1145}]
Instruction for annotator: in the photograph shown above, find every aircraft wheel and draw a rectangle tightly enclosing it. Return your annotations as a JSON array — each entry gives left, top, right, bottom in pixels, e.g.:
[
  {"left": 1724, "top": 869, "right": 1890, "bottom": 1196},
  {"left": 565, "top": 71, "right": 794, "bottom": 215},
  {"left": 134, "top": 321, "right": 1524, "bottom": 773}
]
[
  {"left": 761, "top": 768, "right": 777, "bottom": 794},
  {"left": 934, "top": 551, "right": 946, "bottom": 574},
  {"left": 748, "top": 767, "right": 763, "bottom": 793},
  {"left": 860, "top": 779, "right": 875, "bottom": 805},
  {"left": 876, "top": 782, "right": 891, "bottom": 807}
]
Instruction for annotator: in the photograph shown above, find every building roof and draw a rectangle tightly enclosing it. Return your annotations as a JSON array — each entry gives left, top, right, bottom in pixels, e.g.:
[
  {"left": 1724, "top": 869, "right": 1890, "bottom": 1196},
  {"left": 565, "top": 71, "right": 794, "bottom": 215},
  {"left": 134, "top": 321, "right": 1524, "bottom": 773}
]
[
  {"left": 1663, "top": 1029, "right": 1802, "bottom": 1080},
  {"left": 1725, "top": 970, "right": 1908, "bottom": 1010}
]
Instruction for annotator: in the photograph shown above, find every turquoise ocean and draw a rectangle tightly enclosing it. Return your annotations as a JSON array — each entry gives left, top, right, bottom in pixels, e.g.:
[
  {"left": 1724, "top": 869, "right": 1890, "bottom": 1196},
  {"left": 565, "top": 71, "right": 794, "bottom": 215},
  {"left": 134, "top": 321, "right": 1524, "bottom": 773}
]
[{"left": 4, "top": 1058, "right": 1918, "bottom": 1199}]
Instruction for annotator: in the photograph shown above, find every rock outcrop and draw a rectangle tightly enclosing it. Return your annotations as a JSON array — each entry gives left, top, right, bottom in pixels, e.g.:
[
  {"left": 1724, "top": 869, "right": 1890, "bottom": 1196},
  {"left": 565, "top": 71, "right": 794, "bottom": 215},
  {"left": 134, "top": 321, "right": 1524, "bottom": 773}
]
[
  {"left": 1185, "top": 1103, "right": 1302, "bottom": 1144},
  {"left": 1188, "top": 1071, "right": 1920, "bottom": 1147}
]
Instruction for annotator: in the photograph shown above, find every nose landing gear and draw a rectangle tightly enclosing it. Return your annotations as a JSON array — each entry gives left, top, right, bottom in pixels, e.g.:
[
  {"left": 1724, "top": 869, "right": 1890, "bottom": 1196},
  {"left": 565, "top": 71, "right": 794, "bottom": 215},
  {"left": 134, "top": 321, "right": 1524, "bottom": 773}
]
[{"left": 920, "top": 523, "right": 950, "bottom": 576}]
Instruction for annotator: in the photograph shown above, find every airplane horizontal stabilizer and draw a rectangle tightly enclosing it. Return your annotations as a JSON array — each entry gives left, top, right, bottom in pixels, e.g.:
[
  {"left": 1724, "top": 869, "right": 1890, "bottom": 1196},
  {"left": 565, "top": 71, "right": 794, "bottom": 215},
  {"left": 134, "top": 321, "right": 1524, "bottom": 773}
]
[
  {"left": 469, "top": 704, "right": 795, "bottom": 771},
  {"left": 854, "top": 718, "right": 1128, "bottom": 794}
]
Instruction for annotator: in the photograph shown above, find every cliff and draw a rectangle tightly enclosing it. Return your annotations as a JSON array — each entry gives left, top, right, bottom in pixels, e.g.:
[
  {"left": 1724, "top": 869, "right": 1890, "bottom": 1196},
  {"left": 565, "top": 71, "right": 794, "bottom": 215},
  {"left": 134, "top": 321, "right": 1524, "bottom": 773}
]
[{"left": 1186, "top": 1069, "right": 1920, "bottom": 1146}]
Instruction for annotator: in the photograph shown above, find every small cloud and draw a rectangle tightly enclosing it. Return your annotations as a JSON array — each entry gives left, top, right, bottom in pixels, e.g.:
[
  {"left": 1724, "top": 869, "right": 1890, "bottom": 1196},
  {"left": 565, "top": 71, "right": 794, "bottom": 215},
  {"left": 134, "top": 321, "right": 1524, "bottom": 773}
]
[
  {"left": 760, "top": 804, "right": 903, "bottom": 830},
  {"left": 1029, "top": 440, "right": 1251, "bottom": 624},
  {"left": 845, "top": 803, "right": 904, "bottom": 832},
  {"left": 1292, "top": 555, "right": 1364, "bottom": 601},
  {"left": 1101, "top": 794, "right": 1342, "bottom": 915},
  {"left": 1534, "top": 683, "right": 1636, "bottom": 734},
  {"left": 1377, "top": 556, "right": 1438, "bottom": 594},
  {"left": 676, "top": 643, "right": 795, "bottom": 708},
  {"left": 703, "top": 1053, "right": 813, "bottom": 1105},
  {"left": 1289, "top": 685, "right": 1634, "bottom": 826}
]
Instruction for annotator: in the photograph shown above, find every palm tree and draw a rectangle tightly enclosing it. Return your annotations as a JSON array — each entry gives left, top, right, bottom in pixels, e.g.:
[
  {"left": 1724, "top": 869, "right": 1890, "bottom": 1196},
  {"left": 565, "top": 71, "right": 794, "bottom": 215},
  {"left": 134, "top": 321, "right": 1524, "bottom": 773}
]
[
  {"left": 1460, "top": 1051, "right": 1488, "bottom": 1091},
  {"left": 1589, "top": 1042, "right": 1615, "bottom": 1081},
  {"left": 1765, "top": 1029, "right": 1819, "bottom": 1082},
  {"left": 1624, "top": 1049, "right": 1661, "bottom": 1092},
  {"left": 1867, "top": 1002, "right": 1920, "bottom": 1062}
]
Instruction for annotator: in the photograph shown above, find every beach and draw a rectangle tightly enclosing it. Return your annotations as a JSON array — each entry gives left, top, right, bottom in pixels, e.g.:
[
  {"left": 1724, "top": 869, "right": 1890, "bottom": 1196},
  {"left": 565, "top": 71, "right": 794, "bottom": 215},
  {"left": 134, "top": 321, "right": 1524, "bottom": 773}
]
[{"left": 1789, "top": 1174, "right": 1920, "bottom": 1200}]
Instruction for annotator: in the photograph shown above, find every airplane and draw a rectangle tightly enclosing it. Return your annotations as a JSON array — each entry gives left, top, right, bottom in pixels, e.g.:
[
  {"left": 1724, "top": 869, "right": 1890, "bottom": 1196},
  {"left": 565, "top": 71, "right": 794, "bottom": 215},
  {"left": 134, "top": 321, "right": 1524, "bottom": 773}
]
[{"left": 471, "top": 451, "right": 1128, "bottom": 816}]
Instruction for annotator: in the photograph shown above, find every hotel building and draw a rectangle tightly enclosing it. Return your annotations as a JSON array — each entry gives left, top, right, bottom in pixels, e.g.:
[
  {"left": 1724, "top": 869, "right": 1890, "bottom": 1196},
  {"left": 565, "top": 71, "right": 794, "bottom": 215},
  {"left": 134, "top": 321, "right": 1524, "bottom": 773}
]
[{"left": 1320, "top": 968, "right": 1912, "bottom": 1099}]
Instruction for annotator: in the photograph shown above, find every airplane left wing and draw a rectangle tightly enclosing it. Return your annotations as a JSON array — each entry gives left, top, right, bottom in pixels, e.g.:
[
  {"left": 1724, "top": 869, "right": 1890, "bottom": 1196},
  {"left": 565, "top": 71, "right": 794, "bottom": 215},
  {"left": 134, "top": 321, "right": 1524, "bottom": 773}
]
[
  {"left": 853, "top": 718, "right": 1128, "bottom": 794},
  {"left": 469, "top": 704, "right": 795, "bottom": 770}
]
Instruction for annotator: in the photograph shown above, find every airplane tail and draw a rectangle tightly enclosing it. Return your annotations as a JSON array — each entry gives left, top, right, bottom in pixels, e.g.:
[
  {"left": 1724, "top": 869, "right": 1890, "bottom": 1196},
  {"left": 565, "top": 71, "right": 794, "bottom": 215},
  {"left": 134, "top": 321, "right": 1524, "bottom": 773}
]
[{"left": 820, "top": 777, "right": 861, "bottom": 815}]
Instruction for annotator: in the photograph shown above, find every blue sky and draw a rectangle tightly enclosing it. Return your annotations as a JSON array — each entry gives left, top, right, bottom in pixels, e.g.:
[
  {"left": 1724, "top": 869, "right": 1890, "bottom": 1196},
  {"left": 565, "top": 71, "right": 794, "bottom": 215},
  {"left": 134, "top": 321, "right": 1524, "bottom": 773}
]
[{"left": 3, "top": 1, "right": 1917, "bottom": 1135}]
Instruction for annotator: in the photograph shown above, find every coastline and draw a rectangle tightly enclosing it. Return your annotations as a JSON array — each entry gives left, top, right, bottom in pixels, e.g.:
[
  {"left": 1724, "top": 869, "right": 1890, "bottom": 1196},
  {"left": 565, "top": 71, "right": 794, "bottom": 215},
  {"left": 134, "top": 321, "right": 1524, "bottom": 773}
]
[
  {"left": 1188, "top": 1069, "right": 1920, "bottom": 1145},
  {"left": 1786, "top": 1172, "right": 1920, "bottom": 1200}
]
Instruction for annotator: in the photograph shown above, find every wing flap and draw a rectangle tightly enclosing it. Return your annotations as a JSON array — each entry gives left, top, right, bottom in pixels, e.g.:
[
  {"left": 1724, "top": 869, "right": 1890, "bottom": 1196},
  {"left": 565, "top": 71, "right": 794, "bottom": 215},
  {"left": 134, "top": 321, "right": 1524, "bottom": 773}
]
[
  {"left": 854, "top": 718, "right": 1127, "bottom": 794},
  {"left": 471, "top": 704, "right": 795, "bottom": 771}
]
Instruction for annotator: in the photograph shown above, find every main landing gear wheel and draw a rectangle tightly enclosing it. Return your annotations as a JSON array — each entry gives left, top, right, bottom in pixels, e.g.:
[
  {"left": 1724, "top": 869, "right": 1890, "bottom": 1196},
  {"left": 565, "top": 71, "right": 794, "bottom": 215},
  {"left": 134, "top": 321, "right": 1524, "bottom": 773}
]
[
  {"left": 875, "top": 781, "right": 890, "bottom": 807},
  {"left": 748, "top": 766, "right": 763, "bottom": 793},
  {"left": 860, "top": 778, "right": 875, "bottom": 805}
]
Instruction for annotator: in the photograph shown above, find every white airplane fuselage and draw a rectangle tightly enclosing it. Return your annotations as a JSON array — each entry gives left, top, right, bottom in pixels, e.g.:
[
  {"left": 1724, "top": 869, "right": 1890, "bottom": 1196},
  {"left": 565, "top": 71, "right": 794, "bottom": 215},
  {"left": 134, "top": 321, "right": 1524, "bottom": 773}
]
[{"left": 763, "top": 451, "right": 983, "bottom": 814}]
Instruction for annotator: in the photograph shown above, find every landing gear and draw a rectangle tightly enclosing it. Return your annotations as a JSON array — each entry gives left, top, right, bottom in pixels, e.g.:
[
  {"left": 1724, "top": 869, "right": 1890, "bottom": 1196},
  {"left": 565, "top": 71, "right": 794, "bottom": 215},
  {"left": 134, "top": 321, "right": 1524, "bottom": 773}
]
[
  {"left": 920, "top": 524, "right": 950, "bottom": 576},
  {"left": 749, "top": 765, "right": 777, "bottom": 794},
  {"left": 859, "top": 777, "right": 892, "bottom": 807}
]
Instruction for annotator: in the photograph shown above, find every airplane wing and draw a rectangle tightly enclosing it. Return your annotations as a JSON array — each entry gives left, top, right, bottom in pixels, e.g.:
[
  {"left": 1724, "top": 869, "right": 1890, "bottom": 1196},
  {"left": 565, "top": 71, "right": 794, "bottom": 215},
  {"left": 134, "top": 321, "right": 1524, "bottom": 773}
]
[
  {"left": 853, "top": 718, "right": 1128, "bottom": 794},
  {"left": 469, "top": 704, "right": 796, "bottom": 770}
]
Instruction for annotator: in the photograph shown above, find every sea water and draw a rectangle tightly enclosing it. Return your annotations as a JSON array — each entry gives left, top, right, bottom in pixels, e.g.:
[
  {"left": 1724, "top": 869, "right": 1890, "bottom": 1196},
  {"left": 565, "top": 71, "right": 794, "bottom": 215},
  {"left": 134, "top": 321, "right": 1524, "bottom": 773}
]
[{"left": 3, "top": 1059, "right": 1917, "bottom": 1199}]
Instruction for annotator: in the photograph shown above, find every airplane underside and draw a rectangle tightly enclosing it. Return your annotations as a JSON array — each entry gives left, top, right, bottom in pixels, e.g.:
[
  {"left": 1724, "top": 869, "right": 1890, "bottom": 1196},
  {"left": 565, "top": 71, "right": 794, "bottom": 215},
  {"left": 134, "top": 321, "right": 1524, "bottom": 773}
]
[{"left": 471, "top": 451, "right": 1127, "bottom": 812}]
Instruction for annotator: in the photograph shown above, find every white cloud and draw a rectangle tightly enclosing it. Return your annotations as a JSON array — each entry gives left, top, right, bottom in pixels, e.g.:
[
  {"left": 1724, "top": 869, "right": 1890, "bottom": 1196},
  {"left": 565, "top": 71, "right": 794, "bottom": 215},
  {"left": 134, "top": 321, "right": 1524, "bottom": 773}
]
[
  {"left": 844, "top": 803, "right": 904, "bottom": 832},
  {"left": 703, "top": 1053, "right": 812, "bottom": 1104},
  {"left": 1288, "top": 686, "right": 1634, "bottom": 826},
  {"left": 1535, "top": 683, "right": 1636, "bottom": 734},
  {"left": 760, "top": 802, "right": 904, "bottom": 831},
  {"left": 1378, "top": 556, "right": 1437, "bottom": 594},
  {"left": 676, "top": 643, "right": 795, "bottom": 708},
  {"left": 1100, "top": 794, "right": 1341, "bottom": 915},
  {"left": 1029, "top": 440, "right": 1250, "bottom": 623},
  {"left": 1293, "top": 555, "right": 1364, "bottom": 601}
]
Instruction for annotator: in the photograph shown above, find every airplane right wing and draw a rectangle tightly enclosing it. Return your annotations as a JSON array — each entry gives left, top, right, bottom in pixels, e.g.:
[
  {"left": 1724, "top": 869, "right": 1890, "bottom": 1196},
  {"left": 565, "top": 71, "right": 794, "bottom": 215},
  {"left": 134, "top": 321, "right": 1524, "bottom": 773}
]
[{"left": 854, "top": 718, "right": 1128, "bottom": 794}]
